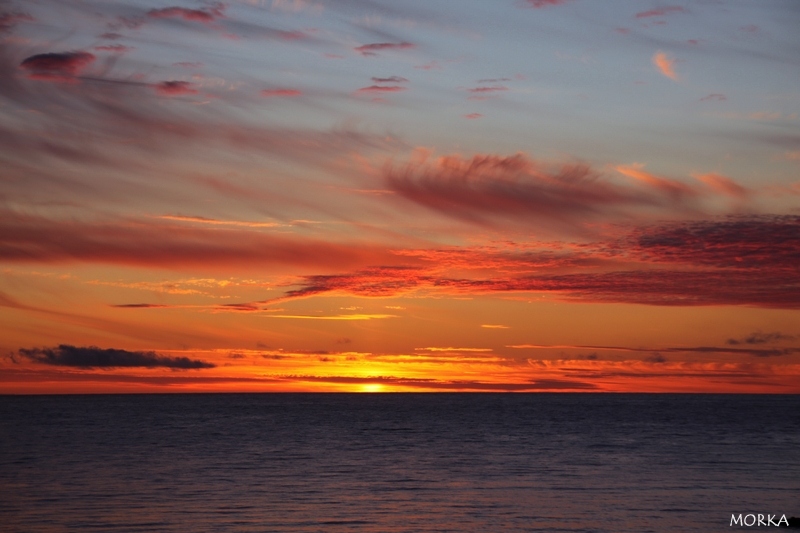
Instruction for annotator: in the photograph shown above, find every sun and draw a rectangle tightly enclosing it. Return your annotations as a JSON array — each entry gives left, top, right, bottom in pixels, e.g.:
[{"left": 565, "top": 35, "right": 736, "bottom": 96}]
[{"left": 360, "top": 383, "right": 384, "bottom": 393}]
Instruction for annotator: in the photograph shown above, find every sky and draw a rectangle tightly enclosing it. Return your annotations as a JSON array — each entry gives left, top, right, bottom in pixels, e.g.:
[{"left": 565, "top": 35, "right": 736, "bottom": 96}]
[{"left": 1, "top": 0, "right": 799, "bottom": 393}]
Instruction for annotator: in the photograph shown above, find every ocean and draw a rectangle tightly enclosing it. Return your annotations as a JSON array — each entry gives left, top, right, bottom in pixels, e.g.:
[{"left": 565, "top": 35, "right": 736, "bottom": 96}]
[{"left": 1, "top": 393, "right": 798, "bottom": 532}]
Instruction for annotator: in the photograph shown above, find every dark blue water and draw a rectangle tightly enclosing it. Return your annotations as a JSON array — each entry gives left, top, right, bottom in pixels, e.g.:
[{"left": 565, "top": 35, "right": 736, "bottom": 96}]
[{"left": 1, "top": 394, "right": 798, "bottom": 532}]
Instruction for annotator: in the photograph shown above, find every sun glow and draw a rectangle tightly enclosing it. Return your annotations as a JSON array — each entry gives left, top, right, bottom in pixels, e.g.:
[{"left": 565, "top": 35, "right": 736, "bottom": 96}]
[{"left": 361, "top": 383, "right": 385, "bottom": 393}]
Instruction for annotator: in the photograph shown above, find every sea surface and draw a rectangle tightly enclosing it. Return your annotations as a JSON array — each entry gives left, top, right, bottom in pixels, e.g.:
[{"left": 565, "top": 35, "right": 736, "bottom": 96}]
[{"left": 1, "top": 393, "right": 798, "bottom": 532}]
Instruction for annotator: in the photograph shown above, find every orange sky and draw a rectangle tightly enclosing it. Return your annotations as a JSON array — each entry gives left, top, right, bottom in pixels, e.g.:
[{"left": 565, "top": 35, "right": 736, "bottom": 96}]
[{"left": 1, "top": 0, "right": 799, "bottom": 393}]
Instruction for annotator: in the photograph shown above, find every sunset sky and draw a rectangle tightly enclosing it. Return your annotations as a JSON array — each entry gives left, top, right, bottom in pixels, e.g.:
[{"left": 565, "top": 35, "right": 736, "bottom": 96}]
[{"left": 1, "top": 0, "right": 799, "bottom": 393}]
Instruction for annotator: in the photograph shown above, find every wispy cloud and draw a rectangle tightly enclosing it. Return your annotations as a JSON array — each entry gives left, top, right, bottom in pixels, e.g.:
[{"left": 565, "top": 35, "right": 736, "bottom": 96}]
[
  {"left": 260, "top": 88, "right": 303, "bottom": 97},
  {"left": 509, "top": 343, "right": 799, "bottom": 358},
  {"left": 652, "top": 51, "right": 678, "bottom": 80},
  {"left": 147, "top": 5, "right": 225, "bottom": 24},
  {"left": 356, "top": 85, "right": 407, "bottom": 93},
  {"left": 525, "top": 0, "right": 574, "bottom": 8},
  {"left": 265, "top": 314, "right": 397, "bottom": 320},
  {"left": 635, "top": 6, "right": 685, "bottom": 19},
  {"left": 0, "top": 211, "right": 395, "bottom": 270},
  {"left": 354, "top": 42, "right": 415, "bottom": 56},
  {"left": 371, "top": 76, "right": 408, "bottom": 83}
]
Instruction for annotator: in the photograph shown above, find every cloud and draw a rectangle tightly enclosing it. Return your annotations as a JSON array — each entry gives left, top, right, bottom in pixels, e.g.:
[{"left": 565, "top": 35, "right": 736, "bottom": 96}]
[
  {"left": 466, "top": 85, "right": 508, "bottom": 99},
  {"left": 481, "top": 324, "right": 509, "bottom": 329},
  {"left": 0, "top": 211, "right": 397, "bottom": 271},
  {"left": 510, "top": 343, "right": 800, "bottom": 358},
  {"left": 0, "top": 11, "right": 34, "bottom": 32},
  {"left": 147, "top": 5, "right": 225, "bottom": 24},
  {"left": 635, "top": 6, "right": 685, "bottom": 19},
  {"left": 628, "top": 216, "right": 800, "bottom": 272},
  {"left": 464, "top": 113, "right": 483, "bottom": 119},
  {"left": 94, "top": 45, "right": 134, "bottom": 54},
  {"left": 356, "top": 85, "right": 407, "bottom": 93},
  {"left": 385, "top": 153, "right": 669, "bottom": 228},
  {"left": 525, "top": 0, "right": 573, "bottom": 8},
  {"left": 284, "top": 374, "right": 596, "bottom": 391},
  {"left": 18, "top": 344, "right": 215, "bottom": 369},
  {"left": 265, "top": 314, "right": 397, "bottom": 320},
  {"left": 700, "top": 93, "right": 727, "bottom": 102},
  {"left": 693, "top": 173, "right": 750, "bottom": 198},
  {"left": 266, "top": 216, "right": 800, "bottom": 309},
  {"left": 354, "top": 42, "right": 415, "bottom": 56},
  {"left": 652, "top": 51, "right": 678, "bottom": 80},
  {"left": 371, "top": 76, "right": 408, "bottom": 83},
  {"left": 727, "top": 332, "right": 795, "bottom": 346},
  {"left": 260, "top": 88, "right": 302, "bottom": 97},
  {"left": 615, "top": 163, "right": 695, "bottom": 198},
  {"left": 19, "top": 52, "right": 96, "bottom": 82},
  {"left": 155, "top": 80, "right": 199, "bottom": 96}
]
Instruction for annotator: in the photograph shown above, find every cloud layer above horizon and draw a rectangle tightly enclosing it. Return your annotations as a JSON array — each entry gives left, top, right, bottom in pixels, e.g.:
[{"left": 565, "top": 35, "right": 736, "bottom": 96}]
[{"left": 1, "top": 0, "right": 798, "bottom": 393}]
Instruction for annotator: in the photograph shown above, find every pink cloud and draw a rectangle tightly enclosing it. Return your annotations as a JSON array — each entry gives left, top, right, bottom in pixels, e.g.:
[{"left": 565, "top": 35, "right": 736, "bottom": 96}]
[
  {"left": 464, "top": 113, "right": 483, "bottom": 119},
  {"left": 354, "top": 42, "right": 415, "bottom": 56},
  {"left": 260, "top": 88, "right": 303, "bottom": 97},
  {"left": 147, "top": 4, "right": 225, "bottom": 23},
  {"left": 276, "top": 30, "right": 308, "bottom": 40},
  {"left": 525, "top": 0, "right": 573, "bottom": 7},
  {"left": 693, "top": 173, "right": 750, "bottom": 198},
  {"left": 0, "top": 211, "right": 397, "bottom": 271},
  {"left": 615, "top": 163, "right": 696, "bottom": 198},
  {"left": 635, "top": 6, "right": 685, "bottom": 18},
  {"left": 652, "top": 51, "right": 678, "bottom": 80},
  {"left": 155, "top": 80, "right": 198, "bottom": 96},
  {"left": 0, "top": 11, "right": 34, "bottom": 32},
  {"left": 19, "top": 51, "right": 96, "bottom": 82},
  {"left": 94, "top": 44, "right": 134, "bottom": 53},
  {"left": 267, "top": 216, "right": 800, "bottom": 309},
  {"left": 466, "top": 85, "right": 508, "bottom": 100},
  {"left": 415, "top": 61, "right": 441, "bottom": 70},
  {"left": 385, "top": 153, "right": 670, "bottom": 228},
  {"left": 356, "top": 85, "right": 407, "bottom": 94}
]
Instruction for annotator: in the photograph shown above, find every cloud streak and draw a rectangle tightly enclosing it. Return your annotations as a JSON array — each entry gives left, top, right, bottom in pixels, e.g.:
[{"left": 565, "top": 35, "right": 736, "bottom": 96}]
[{"left": 19, "top": 345, "right": 215, "bottom": 369}]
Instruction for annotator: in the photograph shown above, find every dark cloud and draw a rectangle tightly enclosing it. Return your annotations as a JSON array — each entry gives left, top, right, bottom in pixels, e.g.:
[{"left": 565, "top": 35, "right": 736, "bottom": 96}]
[
  {"left": 18, "top": 344, "right": 215, "bottom": 369},
  {"left": 371, "top": 76, "right": 408, "bottom": 83},
  {"left": 112, "top": 303, "right": 169, "bottom": 308},
  {"left": 354, "top": 42, "right": 415, "bottom": 56},
  {"left": 727, "top": 332, "right": 795, "bottom": 345},
  {"left": 155, "top": 80, "right": 198, "bottom": 96},
  {"left": 628, "top": 216, "right": 800, "bottom": 272},
  {"left": 19, "top": 52, "right": 96, "bottom": 81},
  {"left": 467, "top": 85, "right": 508, "bottom": 93},
  {"left": 147, "top": 5, "right": 225, "bottom": 24},
  {"left": 525, "top": 0, "right": 573, "bottom": 8}
]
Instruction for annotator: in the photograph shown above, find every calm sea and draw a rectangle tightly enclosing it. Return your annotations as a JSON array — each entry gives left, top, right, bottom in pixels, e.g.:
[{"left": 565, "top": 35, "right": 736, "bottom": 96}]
[{"left": 1, "top": 394, "right": 798, "bottom": 532}]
